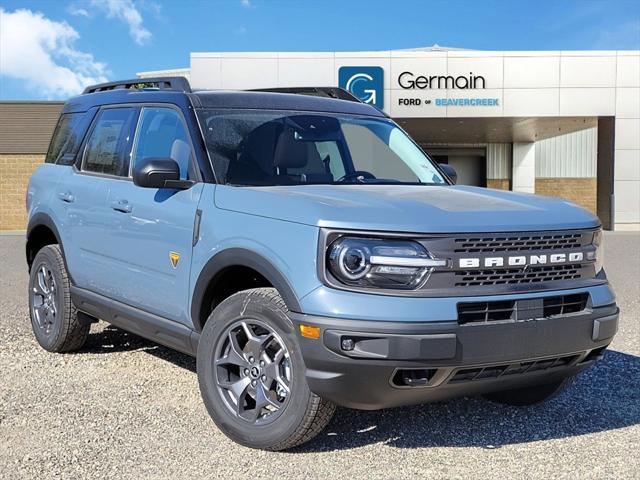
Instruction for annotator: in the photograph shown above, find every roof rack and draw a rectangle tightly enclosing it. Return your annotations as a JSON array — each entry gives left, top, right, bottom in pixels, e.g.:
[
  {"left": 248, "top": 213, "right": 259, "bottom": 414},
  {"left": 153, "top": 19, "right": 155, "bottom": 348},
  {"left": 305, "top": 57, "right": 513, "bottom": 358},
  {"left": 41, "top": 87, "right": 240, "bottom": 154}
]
[
  {"left": 249, "top": 87, "right": 362, "bottom": 103},
  {"left": 82, "top": 76, "right": 192, "bottom": 94}
]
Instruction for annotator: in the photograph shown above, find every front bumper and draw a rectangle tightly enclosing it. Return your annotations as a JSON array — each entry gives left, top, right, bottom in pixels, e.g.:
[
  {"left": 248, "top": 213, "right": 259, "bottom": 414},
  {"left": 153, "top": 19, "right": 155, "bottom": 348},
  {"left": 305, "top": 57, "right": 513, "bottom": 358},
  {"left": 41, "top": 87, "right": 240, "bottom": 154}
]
[{"left": 290, "top": 303, "right": 618, "bottom": 410}]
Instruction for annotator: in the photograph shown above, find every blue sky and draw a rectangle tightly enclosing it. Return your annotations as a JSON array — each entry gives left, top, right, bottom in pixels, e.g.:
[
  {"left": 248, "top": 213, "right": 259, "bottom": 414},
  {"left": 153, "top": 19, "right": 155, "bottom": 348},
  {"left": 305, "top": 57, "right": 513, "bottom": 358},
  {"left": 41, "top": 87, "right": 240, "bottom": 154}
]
[{"left": 1, "top": 0, "right": 639, "bottom": 100}]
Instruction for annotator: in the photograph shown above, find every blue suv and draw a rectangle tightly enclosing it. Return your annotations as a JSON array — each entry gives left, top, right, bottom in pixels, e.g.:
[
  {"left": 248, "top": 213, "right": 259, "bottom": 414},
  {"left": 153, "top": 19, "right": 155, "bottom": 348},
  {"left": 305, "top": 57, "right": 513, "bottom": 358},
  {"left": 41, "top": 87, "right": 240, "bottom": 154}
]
[{"left": 26, "top": 77, "right": 619, "bottom": 450}]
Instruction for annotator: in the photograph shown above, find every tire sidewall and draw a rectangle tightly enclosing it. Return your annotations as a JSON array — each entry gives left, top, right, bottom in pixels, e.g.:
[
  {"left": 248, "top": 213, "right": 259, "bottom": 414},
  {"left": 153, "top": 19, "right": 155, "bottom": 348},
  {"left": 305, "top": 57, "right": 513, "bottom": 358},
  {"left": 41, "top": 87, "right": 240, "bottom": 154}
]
[
  {"left": 197, "top": 289, "right": 313, "bottom": 449},
  {"left": 28, "top": 246, "right": 67, "bottom": 351}
]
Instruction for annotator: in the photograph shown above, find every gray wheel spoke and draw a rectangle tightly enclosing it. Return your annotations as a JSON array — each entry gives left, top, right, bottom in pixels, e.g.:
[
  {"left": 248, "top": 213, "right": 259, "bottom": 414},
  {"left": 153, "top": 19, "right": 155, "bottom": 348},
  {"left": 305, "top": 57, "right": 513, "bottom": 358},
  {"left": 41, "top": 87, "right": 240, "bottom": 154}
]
[
  {"left": 37, "top": 268, "right": 49, "bottom": 295},
  {"left": 241, "top": 321, "right": 272, "bottom": 359},
  {"left": 255, "top": 382, "right": 280, "bottom": 411},
  {"left": 220, "top": 376, "right": 251, "bottom": 402},
  {"left": 262, "top": 349, "right": 289, "bottom": 393},
  {"left": 33, "top": 303, "right": 46, "bottom": 323},
  {"left": 217, "top": 332, "right": 249, "bottom": 368}
]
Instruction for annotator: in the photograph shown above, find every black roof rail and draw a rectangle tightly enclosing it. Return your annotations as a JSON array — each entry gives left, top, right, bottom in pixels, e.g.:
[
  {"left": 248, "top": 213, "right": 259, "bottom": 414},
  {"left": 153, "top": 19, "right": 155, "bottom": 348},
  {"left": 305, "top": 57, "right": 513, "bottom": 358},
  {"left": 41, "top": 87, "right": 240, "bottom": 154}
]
[
  {"left": 82, "top": 76, "right": 191, "bottom": 94},
  {"left": 249, "top": 87, "right": 362, "bottom": 103}
]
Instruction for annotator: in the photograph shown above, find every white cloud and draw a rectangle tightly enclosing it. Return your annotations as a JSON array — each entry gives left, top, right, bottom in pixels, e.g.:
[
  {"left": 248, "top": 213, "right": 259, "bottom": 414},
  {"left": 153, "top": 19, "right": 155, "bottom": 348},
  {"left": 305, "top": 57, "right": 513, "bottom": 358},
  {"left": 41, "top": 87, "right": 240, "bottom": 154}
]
[
  {"left": 240, "top": 0, "right": 251, "bottom": 7},
  {"left": 68, "top": 5, "right": 90, "bottom": 17},
  {"left": 90, "top": 0, "right": 151, "bottom": 45},
  {"left": 0, "top": 8, "right": 108, "bottom": 99}
]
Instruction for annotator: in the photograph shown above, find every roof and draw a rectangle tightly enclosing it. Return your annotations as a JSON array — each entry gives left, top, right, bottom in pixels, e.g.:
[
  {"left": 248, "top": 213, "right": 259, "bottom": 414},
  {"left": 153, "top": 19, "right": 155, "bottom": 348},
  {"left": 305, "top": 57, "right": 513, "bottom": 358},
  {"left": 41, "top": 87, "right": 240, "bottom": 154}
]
[
  {"left": 191, "top": 90, "right": 385, "bottom": 116},
  {"left": 63, "top": 87, "right": 384, "bottom": 117}
]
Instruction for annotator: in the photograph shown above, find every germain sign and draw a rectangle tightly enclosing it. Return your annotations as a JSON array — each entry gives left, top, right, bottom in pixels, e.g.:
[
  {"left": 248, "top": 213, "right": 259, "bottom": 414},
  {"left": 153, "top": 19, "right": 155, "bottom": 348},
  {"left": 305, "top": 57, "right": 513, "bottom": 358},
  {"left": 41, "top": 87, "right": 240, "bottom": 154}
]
[
  {"left": 395, "top": 70, "right": 499, "bottom": 108},
  {"left": 338, "top": 66, "right": 384, "bottom": 109},
  {"left": 398, "top": 71, "right": 486, "bottom": 90}
]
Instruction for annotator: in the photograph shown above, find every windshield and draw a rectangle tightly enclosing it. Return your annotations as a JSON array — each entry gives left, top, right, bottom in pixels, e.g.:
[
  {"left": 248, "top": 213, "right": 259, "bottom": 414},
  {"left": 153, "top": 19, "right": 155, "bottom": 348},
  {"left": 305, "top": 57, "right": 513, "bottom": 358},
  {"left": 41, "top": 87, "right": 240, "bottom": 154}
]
[{"left": 196, "top": 109, "right": 447, "bottom": 186}]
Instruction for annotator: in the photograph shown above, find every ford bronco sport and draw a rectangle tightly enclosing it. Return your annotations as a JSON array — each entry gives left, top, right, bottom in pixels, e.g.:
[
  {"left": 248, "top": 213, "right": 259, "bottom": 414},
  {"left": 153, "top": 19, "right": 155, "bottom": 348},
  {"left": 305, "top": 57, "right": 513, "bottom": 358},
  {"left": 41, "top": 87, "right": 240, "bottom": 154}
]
[{"left": 26, "top": 77, "right": 619, "bottom": 450}]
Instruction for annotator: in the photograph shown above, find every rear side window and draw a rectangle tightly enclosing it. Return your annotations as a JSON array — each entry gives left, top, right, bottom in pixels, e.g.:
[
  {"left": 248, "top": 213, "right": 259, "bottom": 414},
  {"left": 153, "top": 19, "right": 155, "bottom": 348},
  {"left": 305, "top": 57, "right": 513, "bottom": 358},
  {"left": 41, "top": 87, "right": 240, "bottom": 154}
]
[
  {"left": 45, "top": 113, "right": 86, "bottom": 165},
  {"left": 82, "top": 108, "right": 137, "bottom": 176}
]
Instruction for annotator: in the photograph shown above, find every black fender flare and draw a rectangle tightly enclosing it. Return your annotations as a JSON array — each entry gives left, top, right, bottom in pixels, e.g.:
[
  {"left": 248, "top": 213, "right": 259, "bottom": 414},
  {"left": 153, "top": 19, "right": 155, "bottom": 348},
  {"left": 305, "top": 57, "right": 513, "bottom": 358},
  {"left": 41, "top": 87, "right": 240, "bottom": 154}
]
[
  {"left": 191, "top": 248, "right": 302, "bottom": 331},
  {"left": 26, "top": 212, "right": 67, "bottom": 271}
]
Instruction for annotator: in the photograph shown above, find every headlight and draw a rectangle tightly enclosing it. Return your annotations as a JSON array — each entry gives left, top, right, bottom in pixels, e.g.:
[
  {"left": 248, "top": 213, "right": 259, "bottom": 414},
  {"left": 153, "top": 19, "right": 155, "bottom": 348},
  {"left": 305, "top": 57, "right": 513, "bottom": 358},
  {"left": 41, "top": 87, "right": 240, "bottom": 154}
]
[
  {"left": 327, "top": 237, "right": 446, "bottom": 290},
  {"left": 592, "top": 229, "right": 604, "bottom": 274}
]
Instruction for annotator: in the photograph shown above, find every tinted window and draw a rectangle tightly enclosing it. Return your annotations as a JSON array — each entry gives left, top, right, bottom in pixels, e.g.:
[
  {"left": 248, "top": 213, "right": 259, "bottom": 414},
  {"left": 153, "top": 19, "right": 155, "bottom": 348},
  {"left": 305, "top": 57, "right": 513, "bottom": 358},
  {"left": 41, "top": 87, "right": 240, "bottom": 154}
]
[
  {"left": 197, "top": 109, "right": 446, "bottom": 186},
  {"left": 45, "top": 113, "right": 85, "bottom": 164},
  {"left": 132, "top": 107, "right": 194, "bottom": 180},
  {"left": 82, "top": 108, "right": 137, "bottom": 176}
]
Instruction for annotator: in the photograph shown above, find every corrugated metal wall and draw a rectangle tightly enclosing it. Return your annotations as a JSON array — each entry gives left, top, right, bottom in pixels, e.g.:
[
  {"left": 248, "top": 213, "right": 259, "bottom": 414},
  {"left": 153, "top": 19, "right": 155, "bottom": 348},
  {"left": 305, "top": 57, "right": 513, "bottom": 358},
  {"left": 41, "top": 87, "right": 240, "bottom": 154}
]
[
  {"left": 535, "top": 127, "right": 597, "bottom": 178},
  {"left": 486, "top": 143, "right": 512, "bottom": 179},
  {"left": 0, "top": 102, "right": 63, "bottom": 154}
]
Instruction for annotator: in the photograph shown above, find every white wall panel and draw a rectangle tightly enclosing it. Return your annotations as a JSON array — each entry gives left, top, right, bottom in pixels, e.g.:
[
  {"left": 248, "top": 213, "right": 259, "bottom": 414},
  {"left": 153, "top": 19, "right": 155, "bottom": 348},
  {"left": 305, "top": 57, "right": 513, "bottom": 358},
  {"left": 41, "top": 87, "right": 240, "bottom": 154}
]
[
  {"left": 614, "top": 180, "right": 640, "bottom": 223},
  {"left": 560, "top": 56, "right": 616, "bottom": 87},
  {"left": 487, "top": 143, "right": 511, "bottom": 179},
  {"left": 219, "top": 58, "right": 278, "bottom": 89},
  {"left": 616, "top": 88, "right": 640, "bottom": 119},
  {"left": 615, "top": 149, "right": 640, "bottom": 181},
  {"left": 616, "top": 55, "right": 640, "bottom": 87},
  {"left": 535, "top": 128, "right": 597, "bottom": 178},
  {"left": 616, "top": 119, "right": 640, "bottom": 150},
  {"left": 513, "top": 142, "right": 536, "bottom": 193},
  {"left": 504, "top": 56, "right": 560, "bottom": 88},
  {"left": 503, "top": 89, "right": 559, "bottom": 116},
  {"left": 278, "top": 58, "right": 334, "bottom": 87},
  {"left": 560, "top": 88, "right": 616, "bottom": 116}
]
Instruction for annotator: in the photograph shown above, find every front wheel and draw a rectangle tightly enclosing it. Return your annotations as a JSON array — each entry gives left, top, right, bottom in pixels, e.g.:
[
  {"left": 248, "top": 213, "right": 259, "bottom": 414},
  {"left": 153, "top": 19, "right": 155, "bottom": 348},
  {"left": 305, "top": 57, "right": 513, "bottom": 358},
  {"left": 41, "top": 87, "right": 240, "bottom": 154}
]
[
  {"left": 483, "top": 377, "right": 574, "bottom": 406},
  {"left": 197, "top": 288, "right": 335, "bottom": 451}
]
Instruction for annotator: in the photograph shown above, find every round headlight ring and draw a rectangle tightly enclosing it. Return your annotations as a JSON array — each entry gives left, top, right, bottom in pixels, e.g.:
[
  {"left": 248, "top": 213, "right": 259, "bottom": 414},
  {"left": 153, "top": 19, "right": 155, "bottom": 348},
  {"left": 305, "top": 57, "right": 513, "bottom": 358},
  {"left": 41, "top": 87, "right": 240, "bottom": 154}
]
[{"left": 338, "top": 245, "right": 370, "bottom": 280}]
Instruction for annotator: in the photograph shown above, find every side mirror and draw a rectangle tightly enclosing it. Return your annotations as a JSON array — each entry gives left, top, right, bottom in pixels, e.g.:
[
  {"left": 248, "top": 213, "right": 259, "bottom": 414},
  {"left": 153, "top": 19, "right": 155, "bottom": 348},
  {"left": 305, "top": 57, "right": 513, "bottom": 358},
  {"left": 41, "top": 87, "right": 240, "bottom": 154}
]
[
  {"left": 439, "top": 163, "right": 457, "bottom": 184},
  {"left": 133, "top": 158, "right": 192, "bottom": 189}
]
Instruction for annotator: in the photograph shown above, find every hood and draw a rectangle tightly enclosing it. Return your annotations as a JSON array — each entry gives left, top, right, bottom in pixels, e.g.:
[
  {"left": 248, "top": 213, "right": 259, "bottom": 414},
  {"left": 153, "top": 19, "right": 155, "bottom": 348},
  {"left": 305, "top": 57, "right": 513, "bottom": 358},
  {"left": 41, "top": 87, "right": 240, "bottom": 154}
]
[{"left": 214, "top": 184, "right": 600, "bottom": 233}]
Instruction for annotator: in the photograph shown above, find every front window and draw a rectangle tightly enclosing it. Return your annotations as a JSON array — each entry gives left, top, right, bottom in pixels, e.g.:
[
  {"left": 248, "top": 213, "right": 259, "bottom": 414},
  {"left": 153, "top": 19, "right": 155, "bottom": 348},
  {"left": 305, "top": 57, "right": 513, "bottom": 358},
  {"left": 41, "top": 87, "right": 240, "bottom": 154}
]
[{"left": 197, "top": 109, "right": 447, "bottom": 186}]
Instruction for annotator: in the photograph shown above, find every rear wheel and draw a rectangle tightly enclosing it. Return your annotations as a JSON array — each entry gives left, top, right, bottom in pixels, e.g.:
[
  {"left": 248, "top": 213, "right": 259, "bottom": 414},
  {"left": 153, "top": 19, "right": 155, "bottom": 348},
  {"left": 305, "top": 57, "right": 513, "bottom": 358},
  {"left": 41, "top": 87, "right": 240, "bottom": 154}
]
[
  {"left": 483, "top": 377, "right": 574, "bottom": 406},
  {"left": 28, "top": 245, "right": 90, "bottom": 352},
  {"left": 197, "top": 288, "right": 335, "bottom": 450}
]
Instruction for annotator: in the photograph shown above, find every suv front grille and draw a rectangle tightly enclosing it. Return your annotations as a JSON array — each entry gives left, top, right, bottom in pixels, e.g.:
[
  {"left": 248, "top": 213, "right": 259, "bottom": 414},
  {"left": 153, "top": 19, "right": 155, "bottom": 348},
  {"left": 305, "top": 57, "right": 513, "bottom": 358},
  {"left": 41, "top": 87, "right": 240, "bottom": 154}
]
[
  {"left": 453, "top": 233, "right": 583, "bottom": 253},
  {"left": 454, "top": 264, "right": 582, "bottom": 287},
  {"left": 457, "top": 293, "right": 589, "bottom": 324}
]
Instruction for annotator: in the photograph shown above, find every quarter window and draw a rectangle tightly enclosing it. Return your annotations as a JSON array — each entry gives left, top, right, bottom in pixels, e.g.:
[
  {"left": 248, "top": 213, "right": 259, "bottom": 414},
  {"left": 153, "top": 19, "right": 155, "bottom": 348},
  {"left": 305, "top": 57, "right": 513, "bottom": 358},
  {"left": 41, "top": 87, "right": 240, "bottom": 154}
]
[
  {"left": 132, "top": 107, "right": 194, "bottom": 180},
  {"left": 46, "top": 113, "right": 85, "bottom": 164},
  {"left": 82, "top": 108, "right": 137, "bottom": 176}
]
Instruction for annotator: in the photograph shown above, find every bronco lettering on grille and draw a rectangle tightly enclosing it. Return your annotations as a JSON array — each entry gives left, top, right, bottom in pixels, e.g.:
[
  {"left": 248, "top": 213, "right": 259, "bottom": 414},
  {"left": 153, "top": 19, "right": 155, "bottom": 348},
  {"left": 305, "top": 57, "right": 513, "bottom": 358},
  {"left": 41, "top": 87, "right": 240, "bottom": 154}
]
[{"left": 459, "top": 252, "right": 584, "bottom": 269}]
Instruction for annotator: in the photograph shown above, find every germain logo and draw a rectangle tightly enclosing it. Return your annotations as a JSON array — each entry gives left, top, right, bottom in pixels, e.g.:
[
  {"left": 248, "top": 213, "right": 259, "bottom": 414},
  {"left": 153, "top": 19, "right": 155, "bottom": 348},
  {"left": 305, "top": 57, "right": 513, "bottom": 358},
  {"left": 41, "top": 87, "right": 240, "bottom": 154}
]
[{"left": 339, "top": 66, "right": 384, "bottom": 109}]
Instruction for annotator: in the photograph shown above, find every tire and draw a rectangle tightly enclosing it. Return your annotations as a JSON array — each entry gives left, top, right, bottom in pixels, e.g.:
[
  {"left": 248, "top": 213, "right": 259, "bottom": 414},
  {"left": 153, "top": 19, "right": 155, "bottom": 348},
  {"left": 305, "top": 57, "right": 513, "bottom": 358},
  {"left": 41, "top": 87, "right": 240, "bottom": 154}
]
[
  {"left": 28, "top": 244, "right": 90, "bottom": 352},
  {"left": 197, "top": 287, "right": 335, "bottom": 451},
  {"left": 483, "top": 376, "right": 574, "bottom": 406}
]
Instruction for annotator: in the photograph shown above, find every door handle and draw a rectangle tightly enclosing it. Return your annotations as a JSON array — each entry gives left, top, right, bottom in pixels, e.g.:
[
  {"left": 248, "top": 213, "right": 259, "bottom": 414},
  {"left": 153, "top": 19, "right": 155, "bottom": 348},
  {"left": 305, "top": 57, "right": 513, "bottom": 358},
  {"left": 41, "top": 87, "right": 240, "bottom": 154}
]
[
  {"left": 110, "top": 199, "right": 132, "bottom": 213},
  {"left": 57, "top": 191, "right": 75, "bottom": 203}
]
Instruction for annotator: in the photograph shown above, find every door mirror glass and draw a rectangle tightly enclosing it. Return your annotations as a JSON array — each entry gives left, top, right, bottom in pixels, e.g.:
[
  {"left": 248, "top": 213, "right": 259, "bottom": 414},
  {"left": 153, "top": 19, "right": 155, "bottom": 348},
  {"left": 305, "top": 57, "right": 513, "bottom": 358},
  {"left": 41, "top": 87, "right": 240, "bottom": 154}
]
[
  {"left": 133, "top": 157, "right": 190, "bottom": 189},
  {"left": 439, "top": 163, "right": 457, "bottom": 184}
]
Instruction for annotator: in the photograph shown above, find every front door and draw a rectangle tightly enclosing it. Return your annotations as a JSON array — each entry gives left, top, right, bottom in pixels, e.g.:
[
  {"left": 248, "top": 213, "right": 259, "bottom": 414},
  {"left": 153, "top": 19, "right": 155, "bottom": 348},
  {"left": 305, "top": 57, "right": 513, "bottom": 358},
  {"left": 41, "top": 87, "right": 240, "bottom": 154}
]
[{"left": 102, "top": 106, "right": 203, "bottom": 326}]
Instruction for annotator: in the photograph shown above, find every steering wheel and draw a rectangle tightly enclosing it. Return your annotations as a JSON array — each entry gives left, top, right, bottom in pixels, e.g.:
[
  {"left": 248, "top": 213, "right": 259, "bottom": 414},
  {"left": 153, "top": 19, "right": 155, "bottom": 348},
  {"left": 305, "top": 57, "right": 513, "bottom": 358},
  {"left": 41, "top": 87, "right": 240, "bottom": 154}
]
[{"left": 336, "top": 170, "right": 376, "bottom": 183}]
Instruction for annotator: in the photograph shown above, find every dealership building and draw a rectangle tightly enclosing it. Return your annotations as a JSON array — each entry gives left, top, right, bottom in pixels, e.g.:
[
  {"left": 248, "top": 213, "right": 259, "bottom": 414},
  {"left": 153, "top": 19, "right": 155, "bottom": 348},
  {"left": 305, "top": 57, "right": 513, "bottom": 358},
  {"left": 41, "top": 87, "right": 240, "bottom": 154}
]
[{"left": 1, "top": 46, "right": 638, "bottom": 231}]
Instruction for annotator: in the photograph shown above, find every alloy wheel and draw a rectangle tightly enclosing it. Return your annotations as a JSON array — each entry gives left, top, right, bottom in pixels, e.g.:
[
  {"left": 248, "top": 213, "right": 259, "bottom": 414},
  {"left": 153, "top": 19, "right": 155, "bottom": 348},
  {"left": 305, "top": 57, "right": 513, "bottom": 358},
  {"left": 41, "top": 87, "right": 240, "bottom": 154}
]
[
  {"left": 214, "top": 320, "right": 292, "bottom": 425},
  {"left": 31, "top": 264, "right": 58, "bottom": 335}
]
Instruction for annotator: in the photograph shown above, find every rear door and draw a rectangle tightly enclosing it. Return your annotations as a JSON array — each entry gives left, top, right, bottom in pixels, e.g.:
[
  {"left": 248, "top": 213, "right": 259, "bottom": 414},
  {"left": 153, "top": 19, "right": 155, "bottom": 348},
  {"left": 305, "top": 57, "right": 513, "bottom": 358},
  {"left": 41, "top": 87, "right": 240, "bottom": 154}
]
[
  {"left": 58, "top": 106, "right": 139, "bottom": 297},
  {"left": 102, "top": 105, "right": 203, "bottom": 325}
]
